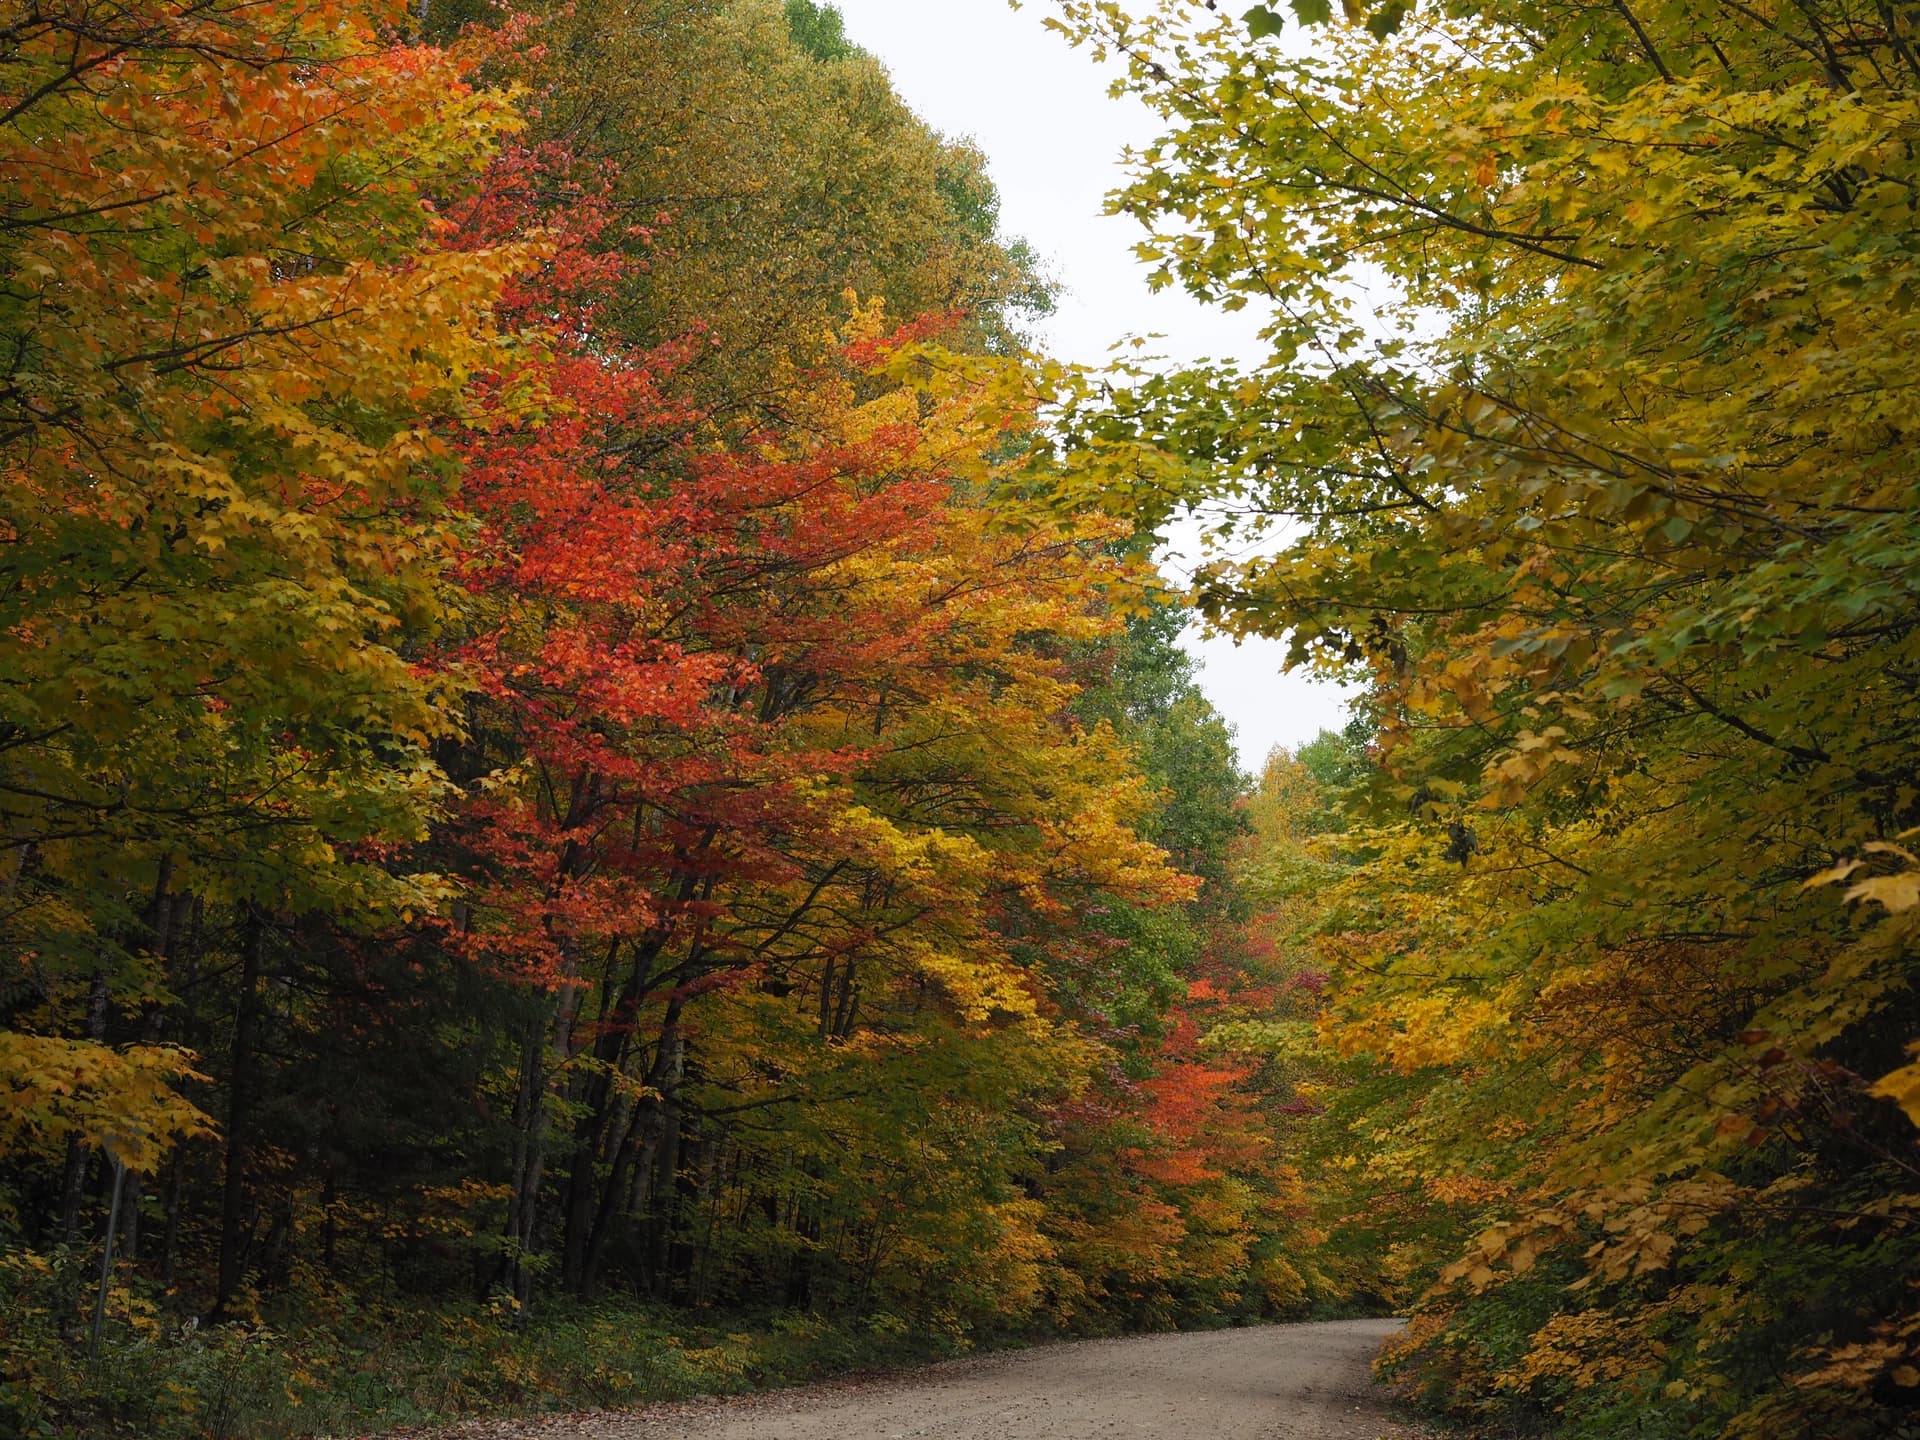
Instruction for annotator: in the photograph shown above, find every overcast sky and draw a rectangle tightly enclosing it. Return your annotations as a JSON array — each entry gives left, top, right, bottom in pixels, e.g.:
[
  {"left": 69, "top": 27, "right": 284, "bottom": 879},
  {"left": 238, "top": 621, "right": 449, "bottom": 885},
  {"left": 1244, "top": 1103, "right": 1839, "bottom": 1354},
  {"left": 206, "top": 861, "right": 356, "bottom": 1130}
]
[{"left": 831, "top": 0, "right": 1355, "bottom": 771}]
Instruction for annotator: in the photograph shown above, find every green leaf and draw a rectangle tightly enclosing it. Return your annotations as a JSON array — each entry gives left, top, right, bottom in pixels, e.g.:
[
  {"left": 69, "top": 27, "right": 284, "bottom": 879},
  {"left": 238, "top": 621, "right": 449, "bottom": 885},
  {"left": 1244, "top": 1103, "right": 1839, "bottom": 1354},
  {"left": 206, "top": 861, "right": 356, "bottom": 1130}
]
[
  {"left": 1290, "top": 0, "right": 1334, "bottom": 24},
  {"left": 1364, "top": 0, "right": 1408, "bottom": 36},
  {"left": 1243, "top": 5, "right": 1285, "bottom": 39}
]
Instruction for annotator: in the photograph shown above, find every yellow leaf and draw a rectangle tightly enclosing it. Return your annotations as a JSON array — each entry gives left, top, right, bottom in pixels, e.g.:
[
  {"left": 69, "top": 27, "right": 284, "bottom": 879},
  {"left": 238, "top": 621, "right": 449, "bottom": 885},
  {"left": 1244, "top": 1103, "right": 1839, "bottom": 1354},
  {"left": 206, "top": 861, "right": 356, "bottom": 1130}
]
[
  {"left": 1842, "top": 874, "right": 1920, "bottom": 912},
  {"left": 1869, "top": 1045, "right": 1920, "bottom": 1129},
  {"left": 1801, "top": 858, "right": 1863, "bottom": 890}
]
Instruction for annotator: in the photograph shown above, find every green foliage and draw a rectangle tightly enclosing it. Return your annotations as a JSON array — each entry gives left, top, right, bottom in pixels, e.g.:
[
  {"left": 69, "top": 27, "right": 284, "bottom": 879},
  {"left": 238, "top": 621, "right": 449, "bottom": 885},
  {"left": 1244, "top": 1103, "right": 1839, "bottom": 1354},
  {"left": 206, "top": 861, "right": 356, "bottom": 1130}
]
[
  {"left": 0, "top": 1248, "right": 969, "bottom": 1439},
  {"left": 1078, "top": 604, "right": 1250, "bottom": 905},
  {"left": 494, "top": 0, "right": 1053, "bottom": 391},
  {"left": 784, "top": 0, "right": 859, "bottom": 61},
  {"left": 1242, "top": 6, "right": 1285, "bottom": 40},
  {"left": 1291, "top": 728, "right": 1367, "bottom": 799},
  {"left": 1046, "top": 0, "right": 1920, "bottom": 1431}
]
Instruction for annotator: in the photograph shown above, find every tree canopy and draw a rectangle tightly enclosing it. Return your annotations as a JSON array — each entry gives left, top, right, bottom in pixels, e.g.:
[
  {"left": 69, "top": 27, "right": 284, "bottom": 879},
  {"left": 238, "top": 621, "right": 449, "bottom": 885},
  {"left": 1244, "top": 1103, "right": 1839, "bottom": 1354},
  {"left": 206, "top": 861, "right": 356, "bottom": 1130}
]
[
  {"left": 9, "top": 0, "right": 1915, "bottom": 1434},
  {"left": 0, "top": 3, "right": 1336, "bottom": 1435},
  {"left": 1043, "top": 0, "right": 1920, "bottom": 1433}
]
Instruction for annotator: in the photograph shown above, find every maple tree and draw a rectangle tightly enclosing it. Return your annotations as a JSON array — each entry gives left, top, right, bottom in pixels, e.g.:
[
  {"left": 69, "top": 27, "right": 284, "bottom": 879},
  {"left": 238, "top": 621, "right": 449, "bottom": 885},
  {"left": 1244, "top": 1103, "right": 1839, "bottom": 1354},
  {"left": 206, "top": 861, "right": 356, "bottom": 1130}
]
[
  {"left": 0, "top": 0, "right": 527, "bottom": 1285},
  {"left": 411, "top": 126, "right": 1189, "bottom": 1314},
  {"left": 1044, "top": 0, "right": 1920, "bottom": 1433}
]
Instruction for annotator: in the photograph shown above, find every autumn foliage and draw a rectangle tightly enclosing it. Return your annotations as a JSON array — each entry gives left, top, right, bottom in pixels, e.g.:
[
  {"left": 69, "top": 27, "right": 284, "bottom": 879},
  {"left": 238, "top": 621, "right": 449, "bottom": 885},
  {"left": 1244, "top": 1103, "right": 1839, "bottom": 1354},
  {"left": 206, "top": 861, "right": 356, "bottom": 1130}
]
[
  {"left": 0, "top": 2, "right": 1324, "bottom": 1434},
  {"left": 22, "top": 0, "right": 1914, "bottom": 1432},
  {"left": 1048, "top": 0, "right": 1920, "bottom": 1435}
]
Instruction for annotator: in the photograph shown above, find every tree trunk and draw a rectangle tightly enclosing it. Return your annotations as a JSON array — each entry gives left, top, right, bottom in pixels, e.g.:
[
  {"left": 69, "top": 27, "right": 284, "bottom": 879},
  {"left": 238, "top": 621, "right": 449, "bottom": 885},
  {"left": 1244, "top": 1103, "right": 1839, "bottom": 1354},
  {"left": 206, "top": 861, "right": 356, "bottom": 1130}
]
[
  {"left": 643, "top": 1026, "right": 686, "bottom": 1300},
  {"left": 124, "top": 871, "right": 182, "bottom": 1263},
  {"left": 500, "top": 977, "right": 582, "bottom": 1310},
  {"left": 559, "top": 944, "right": 625, "bottom": 1292},
  {"left": 321, "top": 1168, "right": 338, "bottom": 1272},
  {"left": 213, "top": 908, "right": 265, "bottom": 1320},
  {"left": 562, "top": 938, "right": 666, "bottom": 1294},
  {"left": 500, "top": 1009, "right": 546, "bottom": 1309},
  {"left": 581, "top": 997, "right": 684, "bottom": 1299},
  {"left": 158, "top": 896, "right": 203, "bottom": 1287},
  {"left": 577, "top": 1097, "right": 647, "bottom": 1300},
  {"left": 57, "top": 966, "right": 112, "bottom": 1239}
]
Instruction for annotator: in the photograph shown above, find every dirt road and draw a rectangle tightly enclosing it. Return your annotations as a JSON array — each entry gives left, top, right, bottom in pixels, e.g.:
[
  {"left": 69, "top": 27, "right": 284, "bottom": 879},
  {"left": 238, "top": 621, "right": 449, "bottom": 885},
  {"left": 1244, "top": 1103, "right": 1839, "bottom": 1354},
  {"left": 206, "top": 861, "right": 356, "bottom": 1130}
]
[{"left": 426, "top": 1318, "right": 1418, "bottom": 1440}]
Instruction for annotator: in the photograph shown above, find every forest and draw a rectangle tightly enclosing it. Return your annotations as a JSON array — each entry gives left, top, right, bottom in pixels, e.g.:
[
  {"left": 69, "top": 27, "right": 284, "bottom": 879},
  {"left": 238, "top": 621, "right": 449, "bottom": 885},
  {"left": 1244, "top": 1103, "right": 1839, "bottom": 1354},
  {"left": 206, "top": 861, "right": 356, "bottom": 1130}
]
[{"left": 1, "top": 0, "right": 1916, "bottom": 1437}]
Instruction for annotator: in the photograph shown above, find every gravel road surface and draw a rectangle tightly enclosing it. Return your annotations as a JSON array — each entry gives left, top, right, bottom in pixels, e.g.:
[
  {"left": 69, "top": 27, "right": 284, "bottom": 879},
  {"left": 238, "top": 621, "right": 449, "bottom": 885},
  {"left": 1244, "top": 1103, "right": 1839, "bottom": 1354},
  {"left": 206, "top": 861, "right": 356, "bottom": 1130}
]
[{"left": 418, "top": 1318, "right": 1418, "bottom": 1440}]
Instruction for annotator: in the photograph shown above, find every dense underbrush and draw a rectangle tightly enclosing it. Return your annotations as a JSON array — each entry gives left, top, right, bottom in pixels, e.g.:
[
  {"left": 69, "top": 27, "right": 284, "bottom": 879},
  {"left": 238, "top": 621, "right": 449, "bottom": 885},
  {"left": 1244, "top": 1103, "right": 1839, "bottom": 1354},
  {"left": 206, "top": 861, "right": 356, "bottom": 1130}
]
[
  {"left": 2, "top": 1249, "right": 982, "bottom": 1439},
  {"left": 2, "top": 1247, "right": 1378, "bottom": 1439}
]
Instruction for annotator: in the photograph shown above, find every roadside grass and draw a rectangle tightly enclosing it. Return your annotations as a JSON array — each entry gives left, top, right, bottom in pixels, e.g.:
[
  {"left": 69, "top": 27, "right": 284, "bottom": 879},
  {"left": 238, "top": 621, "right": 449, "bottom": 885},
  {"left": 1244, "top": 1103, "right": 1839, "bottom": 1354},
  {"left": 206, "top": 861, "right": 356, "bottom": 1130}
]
[
  {"left": 1, "top": 1251, "right": 974, "bottom": 1440},
  {"left": 3, "top": 1246, "right": 1402, "bottom": 1438}
]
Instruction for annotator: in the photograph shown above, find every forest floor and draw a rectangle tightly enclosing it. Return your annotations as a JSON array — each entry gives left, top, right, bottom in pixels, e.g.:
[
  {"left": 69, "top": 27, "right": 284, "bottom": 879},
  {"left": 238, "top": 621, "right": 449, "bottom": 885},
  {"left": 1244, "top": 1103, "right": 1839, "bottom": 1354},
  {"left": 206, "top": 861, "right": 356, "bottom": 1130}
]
[{"left": 406, "top": 1317, "right": 1420, "bottom": 1440}]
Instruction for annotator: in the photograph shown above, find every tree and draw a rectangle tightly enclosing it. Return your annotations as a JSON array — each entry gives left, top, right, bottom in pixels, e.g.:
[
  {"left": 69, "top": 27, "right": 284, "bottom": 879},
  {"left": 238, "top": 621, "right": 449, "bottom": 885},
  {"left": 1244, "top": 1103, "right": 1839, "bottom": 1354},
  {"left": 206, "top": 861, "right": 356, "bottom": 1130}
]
[
  {"left": 1044, "top": 0, "right": 1920, "bottom": 1432},
  {"left": 487, "top": 0, "right": 1054, "bottom": 407},
  {"left": 785, "top": 0, "right": 861, "bottom": 61},
  {"left": 430, "top": 127, "right": 1199, "bottom": 1306},
  {"left": 0, "top": 1, "right": 1347, "bottom": 1429},
  {"left": 0, "top": 0, "right": 524, "bottom": 1255}
]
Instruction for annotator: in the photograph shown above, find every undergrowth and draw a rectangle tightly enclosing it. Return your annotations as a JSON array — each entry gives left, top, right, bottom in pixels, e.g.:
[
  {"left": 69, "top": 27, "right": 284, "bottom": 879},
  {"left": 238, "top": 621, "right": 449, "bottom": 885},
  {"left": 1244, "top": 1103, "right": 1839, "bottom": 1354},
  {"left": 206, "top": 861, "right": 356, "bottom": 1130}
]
[{"left": 0, "top": 1249, "right": 981, "bottom": 1439}]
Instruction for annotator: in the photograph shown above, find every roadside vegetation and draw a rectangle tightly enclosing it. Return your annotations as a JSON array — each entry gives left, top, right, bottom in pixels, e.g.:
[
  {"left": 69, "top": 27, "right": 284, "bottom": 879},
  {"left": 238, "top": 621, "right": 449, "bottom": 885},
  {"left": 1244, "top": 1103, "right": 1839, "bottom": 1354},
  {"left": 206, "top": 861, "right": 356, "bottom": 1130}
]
[{"left": 1045, "top": 0, "right": 1920, "bottom": 1435}]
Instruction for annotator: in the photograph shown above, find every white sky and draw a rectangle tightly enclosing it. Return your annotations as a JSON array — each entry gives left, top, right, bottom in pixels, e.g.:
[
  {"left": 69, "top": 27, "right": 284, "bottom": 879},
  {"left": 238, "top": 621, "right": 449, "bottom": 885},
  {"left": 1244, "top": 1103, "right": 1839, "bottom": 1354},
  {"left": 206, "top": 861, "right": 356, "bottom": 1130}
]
[{"left": 831, "top": 0, "right": 1356, "bottom": 770}]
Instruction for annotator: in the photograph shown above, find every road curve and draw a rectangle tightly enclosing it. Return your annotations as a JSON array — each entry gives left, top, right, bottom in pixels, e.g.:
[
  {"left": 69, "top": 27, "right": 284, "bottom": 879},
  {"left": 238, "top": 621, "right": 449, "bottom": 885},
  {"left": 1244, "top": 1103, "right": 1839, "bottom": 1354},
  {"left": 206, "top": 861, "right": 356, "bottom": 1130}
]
[{"left": 423, "top": 1318, "right": 1419, "bottom": 1440}]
